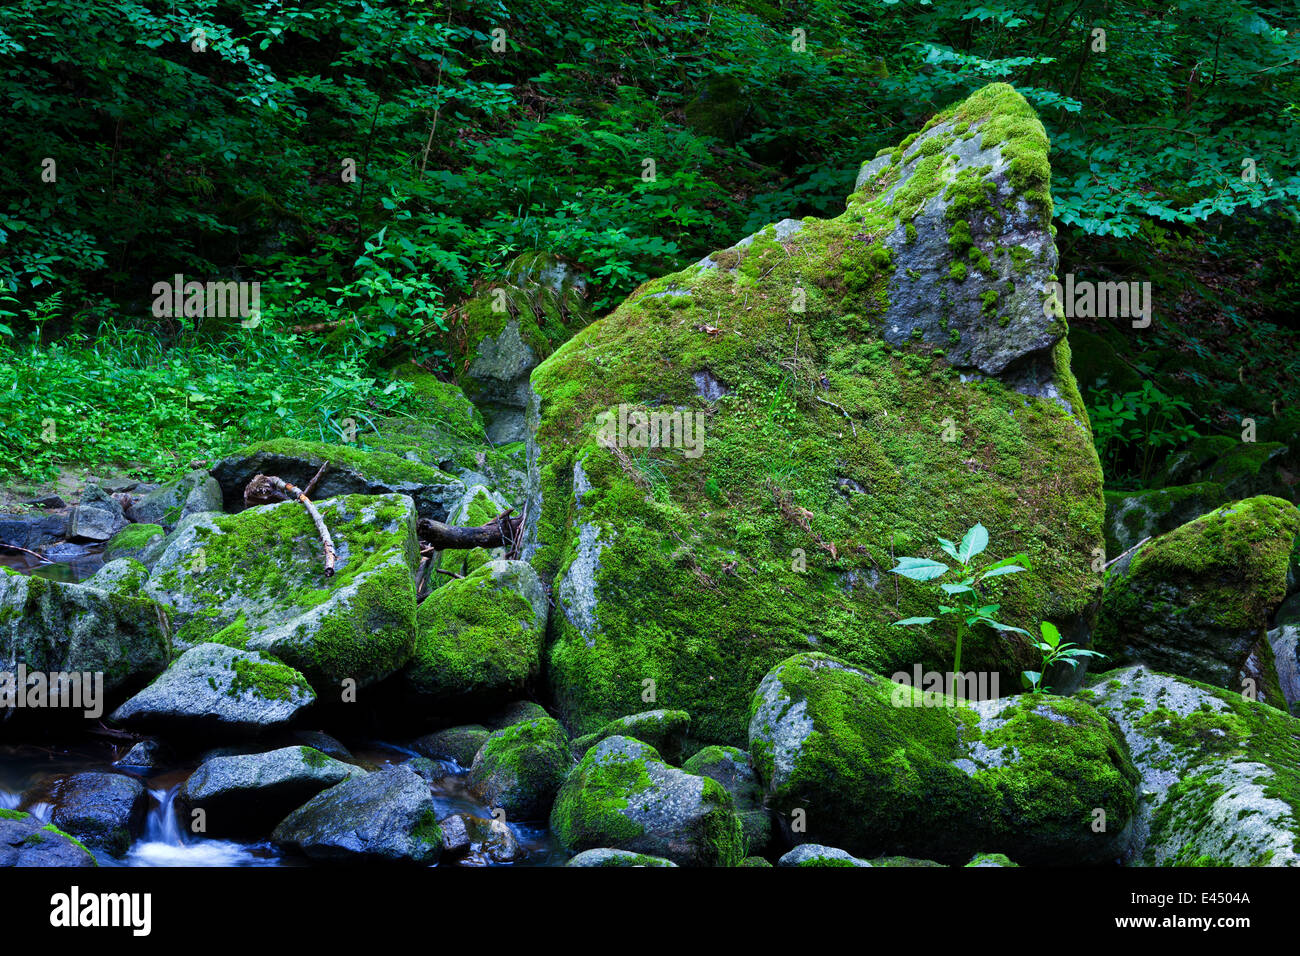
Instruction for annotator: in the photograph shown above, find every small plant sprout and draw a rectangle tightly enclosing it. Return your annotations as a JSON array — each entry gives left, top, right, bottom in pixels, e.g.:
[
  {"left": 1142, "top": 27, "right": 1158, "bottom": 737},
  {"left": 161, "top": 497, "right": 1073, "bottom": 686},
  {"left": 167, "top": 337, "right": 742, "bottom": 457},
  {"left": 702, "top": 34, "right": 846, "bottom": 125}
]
[
  {"left": 1022, "top": 621, "right": 1106, "bottom": 694},
  {"left": 889, "top": 523, "right": 1030, "bottom": 676}
]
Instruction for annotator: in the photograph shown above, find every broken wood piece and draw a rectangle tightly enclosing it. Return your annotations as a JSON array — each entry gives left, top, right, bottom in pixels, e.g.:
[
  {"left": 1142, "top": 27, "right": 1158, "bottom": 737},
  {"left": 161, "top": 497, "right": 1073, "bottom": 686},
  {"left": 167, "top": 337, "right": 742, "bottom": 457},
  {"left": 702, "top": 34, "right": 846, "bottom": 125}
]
[{"left": 416, "top": 508, "right": 523, "bottom": 554}]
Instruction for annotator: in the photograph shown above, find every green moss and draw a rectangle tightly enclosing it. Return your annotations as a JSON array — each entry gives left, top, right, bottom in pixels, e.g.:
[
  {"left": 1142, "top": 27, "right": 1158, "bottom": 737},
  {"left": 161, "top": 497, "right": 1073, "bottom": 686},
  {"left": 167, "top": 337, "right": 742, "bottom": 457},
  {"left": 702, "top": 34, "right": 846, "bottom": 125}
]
[
  {"left": 228, "top": 652, "right": 312, "bottom": 702},
  {"left": 103, "top": 523, "right": 164, "bottom": 559},
  {"left": 405, "top": 560, "right": 542, "bottom": 702},
  {"left": 231, "top": 438, "right": 454, "bottom": 486},
  {"left": 1098, "top": 496, "right": 1300, "bottom": 668},
  {"left": 156, "top": 495, "right": 418, "bottom": 685}
]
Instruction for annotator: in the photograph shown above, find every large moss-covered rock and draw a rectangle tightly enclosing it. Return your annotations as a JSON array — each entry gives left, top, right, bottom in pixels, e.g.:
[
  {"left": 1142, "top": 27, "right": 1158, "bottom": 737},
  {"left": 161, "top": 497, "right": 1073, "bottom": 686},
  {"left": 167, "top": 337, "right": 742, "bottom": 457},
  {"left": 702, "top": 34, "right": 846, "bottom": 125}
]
[
  {"left": 0, "top": 810, "right": 96, "bottom": 866},
  {"left": 366, "top": 367, "right": 492, "bottom": 470},
  {"left": 566, "top": 847, "right": 677, "bottom": 867},
  {"left": 209, "top": 439, "right": 463, "bottom": 520},
  {"left": 467, "top": 716, "right": 571, "bottom": 820},
  {"left": 112, "top": 643, "right": 314, "bottom": 735},
  {"left": 570, "top": 709, "right": 691, "bottom": 764},
  {"left": 1083, "top": 665, "right": 1300, "bottom": 866},
  {"left": 272, "top": 765, "right": 442, "bottom": 864},
  {"left": 550, "top": 735, "right": 744, "bottom": 867},
  {"left": 0, "top": 567, "right": 170, "bottom": 707},
  {"left": 180, "top": 746, "right": 363, "bottom": 837},
  {"left": 144, "top": 494, "right": 419, "bottom": 689},
  {"left": 778, "top": 844, "right": 872, "bottom": 867},
  {"left": 1095, "top": 496, "right": 1300, "bottom": 697},
  {"left": 413, "top": 724, "right": 490, "bottom": 766},
  {"left": 402, "top": 559, "right": 547, "bottom": 709},
  {"left": 527, "top": 83, "right": 1104, "bottom": 745},
  {"left": 748, "top": 652, "right": 1138, "bottom": 864}
]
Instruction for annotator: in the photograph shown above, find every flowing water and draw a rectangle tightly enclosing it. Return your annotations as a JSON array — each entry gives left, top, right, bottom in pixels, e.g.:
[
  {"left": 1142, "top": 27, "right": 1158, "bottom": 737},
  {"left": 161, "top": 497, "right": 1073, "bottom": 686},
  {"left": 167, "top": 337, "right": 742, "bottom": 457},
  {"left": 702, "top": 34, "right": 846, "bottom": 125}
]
[{"left": 0, "top": 737, "right": 566, "bottom": 866}]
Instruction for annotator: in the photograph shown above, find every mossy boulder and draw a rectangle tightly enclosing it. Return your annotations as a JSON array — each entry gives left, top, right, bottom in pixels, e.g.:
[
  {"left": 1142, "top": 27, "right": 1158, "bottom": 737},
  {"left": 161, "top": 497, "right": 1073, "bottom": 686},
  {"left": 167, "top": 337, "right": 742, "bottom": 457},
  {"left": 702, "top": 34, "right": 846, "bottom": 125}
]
[
  {"left": 272, "top": 765, "right": 442, "bottom": 864},
  {"left": 550, "top": 735, "right": 744, "bottom": 867},
  {"left": 467, "top": 715, "right": 571, "bottom": 820},
  {"left": 84, "top": 557, "right": 150, "bottom": 596},
  {"left": 0, "top": 567, "right": 170, "bottom": 710},
  {"left": 747, "top": 652, "right": 1138, "bottom": 865},
  {"left": 144, "top": 494, "right": 420, "bottom": 689},
  {"left": 1083, "top": 665, "right": 1300, "bottom": 866},
  {"left": 1104, "top": 483, "right": 1228, "bottom": 557},
  {"left": 527, "top": 83, "right": 1104, "bottom": 745},
  {"left": 1105, "top": 439, "right": 1298, "bottom": 556},
  {"left": 1095, "top": 496, "right": 1300, "bottom": 698},
  {"left": 413, "top": 724, "right": 491, "bottom": 767},
  {"left": 455, "top": 263, "right": 586, "bottom": 445},
  {"left": 129, "top": 469, "right": 222, "bottom": 531},
  {"left": 102, "top": 524, "right": 165, "bottom": 564},
  {"left": 44, "top": 771, "right": 147, "bottom": 857},
  {"left": 209, "top": 439, "right": 464, "bottom": 520},
  {"left": 112, "top": 642, "right": 314, "bottom": 735},
  {"left": 778, "top": 844, "right": 873, "bottom": 867},
  {"left": 967, "top": 852, "right": 1018, "bottom": 867},
  {"left": 367, "top": 366, "right": 492, "bottom": 470},
  {"left": 566, "top": 847, "right": 678, "bottom": 867},
  {"left": 682, "top": 745, "right": 771, "bottom": 856},
  {"left": 180, "top": 746, "right": 363, "bottom": 837},
  {"left": 402, "top": 559, "right": 548, "bottom": 710},
  {"left": 570, "top": 709, "right": 692, "bottom": 764},
  {"left": 0, "top": 811, "right": 96, "bottom": 866}
]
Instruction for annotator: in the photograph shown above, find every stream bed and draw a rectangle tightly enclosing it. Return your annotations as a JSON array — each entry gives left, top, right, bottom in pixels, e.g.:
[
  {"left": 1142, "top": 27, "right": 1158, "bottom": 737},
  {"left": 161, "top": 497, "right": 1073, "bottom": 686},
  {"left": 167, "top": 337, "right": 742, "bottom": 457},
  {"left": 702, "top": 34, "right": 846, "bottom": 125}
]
[{"left": 0, "top": 737, "right": 569, "bottom": 867}]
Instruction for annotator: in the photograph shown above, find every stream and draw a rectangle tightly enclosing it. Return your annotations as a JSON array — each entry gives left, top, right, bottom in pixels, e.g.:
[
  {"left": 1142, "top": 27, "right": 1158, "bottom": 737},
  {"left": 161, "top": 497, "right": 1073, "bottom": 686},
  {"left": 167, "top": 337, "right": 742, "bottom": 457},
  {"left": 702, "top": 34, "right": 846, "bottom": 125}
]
[{"left": 0, "top": 737, "right": 568, "bottom": 866}]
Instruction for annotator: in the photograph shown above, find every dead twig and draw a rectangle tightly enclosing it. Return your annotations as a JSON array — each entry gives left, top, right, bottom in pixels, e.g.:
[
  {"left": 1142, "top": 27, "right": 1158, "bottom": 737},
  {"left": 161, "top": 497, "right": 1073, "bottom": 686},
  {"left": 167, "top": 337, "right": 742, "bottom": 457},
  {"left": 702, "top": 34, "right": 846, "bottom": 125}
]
[
  {"left": 303, "top": 461, "right": 329, "bottom": 498},
  {"left": 0, "top": 543, "right": 53, "bottom": 564},
  {"left": 244, "top": 474, "right": 336, "bottom": 576}
]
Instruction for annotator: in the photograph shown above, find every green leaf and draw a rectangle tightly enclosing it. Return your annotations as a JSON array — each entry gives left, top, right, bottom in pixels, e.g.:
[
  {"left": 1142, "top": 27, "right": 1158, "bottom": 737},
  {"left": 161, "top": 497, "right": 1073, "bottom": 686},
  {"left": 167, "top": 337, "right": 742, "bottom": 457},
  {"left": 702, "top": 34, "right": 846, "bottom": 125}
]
[
  {"left": 940, "top": 582, "right": 974, "bottom": 595},
  {"left": 1040, "top": 621, "right": 1062, "bottom": 648},
  {"left": 958, "top": 523, "right": 988, "bottom": 563},
  {"left": 893, "top": 616, "right": 937, "bottom": 627},
  {"left": 981, "top": 564, "right": 1025, "bottom": 579},
  {"left": 889, "top": 557, "right": 950, "bottom": 581}
]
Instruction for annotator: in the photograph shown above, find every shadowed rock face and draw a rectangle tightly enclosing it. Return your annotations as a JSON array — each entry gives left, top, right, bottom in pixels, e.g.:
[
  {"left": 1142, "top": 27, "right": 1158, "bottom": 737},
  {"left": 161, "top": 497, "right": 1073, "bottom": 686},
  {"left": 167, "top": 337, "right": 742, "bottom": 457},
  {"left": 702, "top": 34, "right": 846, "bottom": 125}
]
[{"left": 524, "top": 83, "right": 1105, "bottom": 745}]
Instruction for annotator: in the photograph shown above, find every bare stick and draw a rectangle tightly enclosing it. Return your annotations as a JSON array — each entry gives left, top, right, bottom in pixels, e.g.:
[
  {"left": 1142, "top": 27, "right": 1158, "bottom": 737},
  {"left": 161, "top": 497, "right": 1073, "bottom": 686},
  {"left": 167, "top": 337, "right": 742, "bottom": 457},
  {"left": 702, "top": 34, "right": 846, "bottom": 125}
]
[
  {"left": 303, "top": 461, "right": 329, "bottom": 499},
  {"left": 245, "top": 474, "right": 336, "bottom": 576},
  {"left": 0, "top": 543, "right": 53, "bottom": 564}
]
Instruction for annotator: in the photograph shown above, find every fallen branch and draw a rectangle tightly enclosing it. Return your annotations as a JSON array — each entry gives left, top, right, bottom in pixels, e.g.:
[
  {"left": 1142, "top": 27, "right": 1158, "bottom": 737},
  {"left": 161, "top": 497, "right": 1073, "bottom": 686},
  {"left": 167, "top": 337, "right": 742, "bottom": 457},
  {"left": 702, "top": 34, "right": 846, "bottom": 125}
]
[
  {"left": 417, "top": 508, "right": 523, "bottom": 554},
  {"left": 244, "top": 474, "right": 337, "bottom": 576},
  {"left": 0, "top": 543, "right": 53, "bottom": 564}
]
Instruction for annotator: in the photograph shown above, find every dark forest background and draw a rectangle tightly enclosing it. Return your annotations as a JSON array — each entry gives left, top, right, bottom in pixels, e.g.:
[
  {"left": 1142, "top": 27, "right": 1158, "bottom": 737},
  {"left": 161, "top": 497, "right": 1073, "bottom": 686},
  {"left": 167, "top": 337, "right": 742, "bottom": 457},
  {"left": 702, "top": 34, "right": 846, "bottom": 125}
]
[{"left": 1, "top": 0, "right": 1297, "bottom": 489}]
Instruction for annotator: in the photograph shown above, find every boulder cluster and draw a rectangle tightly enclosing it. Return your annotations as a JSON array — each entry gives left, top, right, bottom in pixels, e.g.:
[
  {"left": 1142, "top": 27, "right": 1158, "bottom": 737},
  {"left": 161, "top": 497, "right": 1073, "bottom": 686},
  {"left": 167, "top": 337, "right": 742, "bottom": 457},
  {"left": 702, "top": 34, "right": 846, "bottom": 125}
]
[{"left": 3, "top": 84, "right": 1298, "bottom": 867}]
